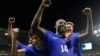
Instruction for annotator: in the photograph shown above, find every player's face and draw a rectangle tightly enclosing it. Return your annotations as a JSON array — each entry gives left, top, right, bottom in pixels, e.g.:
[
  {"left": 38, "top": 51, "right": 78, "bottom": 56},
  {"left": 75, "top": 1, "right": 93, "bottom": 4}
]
[
  {"left": 65, "top": 24, "right": 73, "bottom": 33},
  {"left": 31, "top": 35, "right": 40, "bottom": 45},
  {"left": 56, "top": 21, "right": 66, "bottom": 33}
]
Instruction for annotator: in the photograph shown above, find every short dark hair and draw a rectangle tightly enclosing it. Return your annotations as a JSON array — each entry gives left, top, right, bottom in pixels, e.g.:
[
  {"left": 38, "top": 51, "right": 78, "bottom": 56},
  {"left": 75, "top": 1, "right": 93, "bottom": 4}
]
[
  {"left": 28, "top": 29, "right": 38, "bottom": 38},
  {"left": 55, "top": 19, "right": 66, "bottom": 25},
  {"left": 55, "top": 19, "right": 66, "bottom": 28}
]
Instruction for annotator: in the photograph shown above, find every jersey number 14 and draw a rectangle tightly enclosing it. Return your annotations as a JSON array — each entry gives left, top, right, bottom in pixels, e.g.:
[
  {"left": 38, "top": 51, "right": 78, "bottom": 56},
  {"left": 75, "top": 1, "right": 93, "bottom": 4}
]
[{"left": 60, "top": 45, "right": 68, "bottom": 52}]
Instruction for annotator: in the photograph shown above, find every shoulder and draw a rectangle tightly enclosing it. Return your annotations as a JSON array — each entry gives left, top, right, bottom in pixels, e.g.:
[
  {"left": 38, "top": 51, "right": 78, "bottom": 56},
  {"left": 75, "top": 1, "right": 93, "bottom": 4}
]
[
  {"left": 73, "top": 32, "right": 80, "bottom": 37},
  {"left": 44, "top": 30, "right": 61, "bottom": 41},
  {"left": 25, "top": 45, "right": 36, "bottom": 52},
  {"left": 71, "top": 32, "right": 80, "bottom": 39},
  {"left": 44, "top": 29, "right": 55, "bottom": 36},
  {"left": 17, "top": 42, "right": 27, "bottom": 49}
]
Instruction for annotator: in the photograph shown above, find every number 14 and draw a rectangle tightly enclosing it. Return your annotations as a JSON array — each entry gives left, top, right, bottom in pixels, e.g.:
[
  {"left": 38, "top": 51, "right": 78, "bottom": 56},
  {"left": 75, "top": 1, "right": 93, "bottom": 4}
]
[{"left": 60, "top": 45, "right": 68, "bottom": 52}]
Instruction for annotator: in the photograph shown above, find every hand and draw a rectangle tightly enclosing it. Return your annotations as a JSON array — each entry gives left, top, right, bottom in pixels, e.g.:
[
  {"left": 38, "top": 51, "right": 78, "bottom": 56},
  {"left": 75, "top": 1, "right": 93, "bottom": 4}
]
[
  {"left": 8, "top": 17, "right": 15, "bottom": 24},
  {"left": 42, "top": 0, "right": 51, "bottom": 7},
  {"left": 13, "top": 28, "right": 20, "bottom": 33},
  {"left": 82, "top": 7, "right": 92, "bottom": 16}
]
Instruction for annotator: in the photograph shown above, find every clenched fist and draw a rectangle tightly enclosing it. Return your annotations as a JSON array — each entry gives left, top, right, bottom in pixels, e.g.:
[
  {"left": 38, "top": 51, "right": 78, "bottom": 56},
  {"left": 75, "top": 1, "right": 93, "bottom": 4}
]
[
  {"left": 82, "top": 7, "right": 92, "bottom": 16},
  {"left": 8, "top": 17, "right": 15, "bottom": 24},
  {"left": 42, "top": 0, "right": 51, "bottom": 8},
  {"left": 13, "top": 28, "right": 20, "bottom": 33}
]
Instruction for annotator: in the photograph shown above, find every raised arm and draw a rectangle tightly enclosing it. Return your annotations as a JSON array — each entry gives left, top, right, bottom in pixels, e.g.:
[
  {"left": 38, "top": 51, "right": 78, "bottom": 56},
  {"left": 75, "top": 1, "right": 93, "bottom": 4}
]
[
  {"left": 8, "top": 17, "right": 18, "bottom": 56},
  {"left": 79, "top": 7, "right": 93, "bottom": 40},
  {"left": 31, "top": 0, "right": 51, "bottom": 33},
  {"left": 8, "top": 17, "right": 15, "bottom": 39}
]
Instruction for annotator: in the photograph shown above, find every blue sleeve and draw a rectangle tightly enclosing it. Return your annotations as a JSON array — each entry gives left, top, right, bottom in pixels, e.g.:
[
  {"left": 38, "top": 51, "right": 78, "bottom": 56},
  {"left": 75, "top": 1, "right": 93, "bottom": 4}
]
[
  {"left": 43, "top": 30, "right": 56, "bottom": 41},
  {"left": 74, "top": 33, "right": 80, "bottom": 39},
  {"left": 73, "top": 33, "right": 80, "bottom": 46},
  {"left": 25, "top": 46, "right": 35, "bottom": 54},
  {"left": 24, "top": 46, "right": 30, "bottom": 52},
  {"left": 73, "top": 33, "right": 82, "bottom": 56},
  {"left": 17, "top": 42, "right": 27, "bottom": 49},
  {"left": 73, "top": 33, "right": 80, "bottom": 44}
]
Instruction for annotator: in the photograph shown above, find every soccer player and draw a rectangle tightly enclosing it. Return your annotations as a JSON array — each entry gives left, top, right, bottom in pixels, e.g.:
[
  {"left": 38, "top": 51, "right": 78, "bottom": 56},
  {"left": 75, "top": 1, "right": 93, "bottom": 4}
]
[
  {"left": 7, "top": 0, "right": 51, "bottom": 56},
  {"left": 7, "top": 18, "right": 47, "bottom": 56},
  {"left": 12, "top": 28, "right": 47, "bottom": 56},
  {"left": 31, "top": 0, "right": 70, "bottom": 56},
  {"left": 64, "top": 7, "right": 93, "bottom": 56}
]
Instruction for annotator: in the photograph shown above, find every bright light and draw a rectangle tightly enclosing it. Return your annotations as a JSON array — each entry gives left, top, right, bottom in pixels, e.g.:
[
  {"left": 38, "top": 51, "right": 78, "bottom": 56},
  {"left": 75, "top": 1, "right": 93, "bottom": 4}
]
[
  {"left": 98, "top": 29, "right": 100, "bottom": 32},
  {"left": 96, "top": 34, "right": 100, "bottom": 37},
  {"left": 4, "top": 33, "right": 8, "bottom": 36},
  {"left": 93, "top": 30, "right": 98, "bottom": 34}
]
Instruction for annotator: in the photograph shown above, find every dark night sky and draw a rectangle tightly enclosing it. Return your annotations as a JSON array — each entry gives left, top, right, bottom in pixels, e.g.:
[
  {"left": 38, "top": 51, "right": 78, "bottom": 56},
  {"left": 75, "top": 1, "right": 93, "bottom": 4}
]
[{"left": 0, "top": 0, "right": 100, "bottom": 32}]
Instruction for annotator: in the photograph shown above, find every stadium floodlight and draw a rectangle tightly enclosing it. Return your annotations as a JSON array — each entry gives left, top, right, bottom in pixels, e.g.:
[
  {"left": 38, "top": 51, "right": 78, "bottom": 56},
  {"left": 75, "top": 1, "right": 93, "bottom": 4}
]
[
  {"left": 93, "top": 30, "right": 98, "bottom": 34},
  {"left": 98, "top": 29, "right": 100, "bottom": 32}
]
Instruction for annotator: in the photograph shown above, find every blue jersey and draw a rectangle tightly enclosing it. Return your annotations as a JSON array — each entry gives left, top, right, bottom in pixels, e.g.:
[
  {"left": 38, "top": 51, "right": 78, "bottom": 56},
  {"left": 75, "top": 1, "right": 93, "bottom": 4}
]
[
  {"left": 17, "top": 42, "right": 46, "bottom": 56},
  {"left": 66, "top": 33, "right": 82, "bottom": 56},
  {"left": 17, "top": 42, "right": 27, "bottom": 49},
  {"left": 44, "top": 30, "right": 68, "bottom": 56}
]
